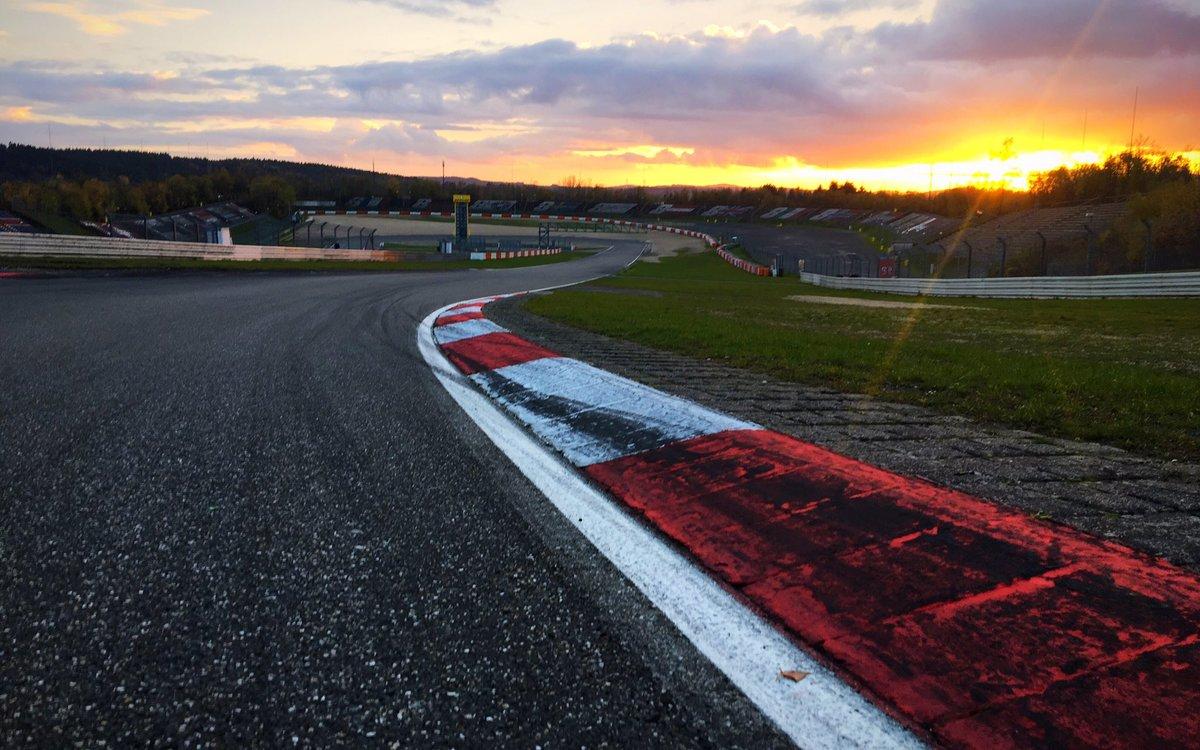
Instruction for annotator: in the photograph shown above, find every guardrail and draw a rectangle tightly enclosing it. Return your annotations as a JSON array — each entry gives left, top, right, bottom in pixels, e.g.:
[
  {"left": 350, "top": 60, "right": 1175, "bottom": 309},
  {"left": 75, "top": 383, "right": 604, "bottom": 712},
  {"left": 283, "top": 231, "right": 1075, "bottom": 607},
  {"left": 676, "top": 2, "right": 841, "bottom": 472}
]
[
  {"left": 0, "top": 233, "right": 406, "bottom": 262},
  {"left": 797, "top": 270, "right": 1200, "bottom": 298}
]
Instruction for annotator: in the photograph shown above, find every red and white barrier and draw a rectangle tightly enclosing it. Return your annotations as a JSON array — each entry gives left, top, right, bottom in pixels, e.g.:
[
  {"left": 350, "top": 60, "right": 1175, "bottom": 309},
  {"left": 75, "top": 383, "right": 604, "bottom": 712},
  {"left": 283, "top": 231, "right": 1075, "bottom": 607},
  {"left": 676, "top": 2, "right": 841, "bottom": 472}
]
[
  {"left": 716, "top": 245, "right": 771, "bottom": 276},
  {"left": 469, "top": 247, "right": 562, "bottom": 261}
]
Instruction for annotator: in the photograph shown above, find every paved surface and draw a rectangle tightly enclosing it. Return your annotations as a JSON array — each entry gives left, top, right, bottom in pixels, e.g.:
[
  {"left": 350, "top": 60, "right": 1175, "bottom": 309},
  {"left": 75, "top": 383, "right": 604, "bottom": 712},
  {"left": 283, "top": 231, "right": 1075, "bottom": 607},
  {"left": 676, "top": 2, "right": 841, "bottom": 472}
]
[
  {"left": 0, "top": 244, "right": 791, "bottom": 748},
  {"left": 490, "top": 296, "right": 1200, "bottom": 572},
  {"left": 674, "top": 222, "right": 872, "bottom": 271}
]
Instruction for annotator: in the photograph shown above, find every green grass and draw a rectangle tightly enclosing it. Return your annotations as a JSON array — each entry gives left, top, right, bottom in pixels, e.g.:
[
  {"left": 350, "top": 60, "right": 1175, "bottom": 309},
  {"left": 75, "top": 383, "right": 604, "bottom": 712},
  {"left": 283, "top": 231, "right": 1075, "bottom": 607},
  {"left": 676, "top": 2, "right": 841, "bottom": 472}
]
[
  {"left": 524, "top": 252, "right": 1200, "bottom": 462},
  {"left": 22, "top": 211, "right": 98, "bottom": 236},
  {"left": 724, "top": 244, "right": 755, "bottom": 262},
  {"left": 0, "top": 250, "right": 593, "bottom": 273},
  {"left": 231, "top": 216, "right": 293, "bottom": 244}
]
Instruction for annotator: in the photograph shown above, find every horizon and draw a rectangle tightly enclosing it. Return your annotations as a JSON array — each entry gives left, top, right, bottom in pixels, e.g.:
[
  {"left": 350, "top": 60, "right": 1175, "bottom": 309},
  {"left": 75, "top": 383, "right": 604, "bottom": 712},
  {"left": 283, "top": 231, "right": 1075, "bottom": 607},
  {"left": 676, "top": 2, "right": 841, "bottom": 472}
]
[{"left": 1, "top": 1, "right": 1199, "bottom": 192}]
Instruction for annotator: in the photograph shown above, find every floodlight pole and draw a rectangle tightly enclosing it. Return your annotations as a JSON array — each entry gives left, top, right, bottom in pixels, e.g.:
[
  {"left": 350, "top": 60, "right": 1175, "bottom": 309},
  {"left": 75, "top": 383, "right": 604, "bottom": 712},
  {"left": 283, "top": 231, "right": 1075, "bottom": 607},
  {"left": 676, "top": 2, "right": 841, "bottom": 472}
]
[{"left": 1084, "top": 224, "right": 1097, "bottom": 275}]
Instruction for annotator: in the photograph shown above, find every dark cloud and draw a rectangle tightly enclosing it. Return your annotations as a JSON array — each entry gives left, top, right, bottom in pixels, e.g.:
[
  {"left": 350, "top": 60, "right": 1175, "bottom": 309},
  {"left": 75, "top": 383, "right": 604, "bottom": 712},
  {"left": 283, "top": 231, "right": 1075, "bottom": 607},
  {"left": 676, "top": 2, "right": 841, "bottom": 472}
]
[{"left": 873, "top": 0, "right": 1200, "bottom": 61}]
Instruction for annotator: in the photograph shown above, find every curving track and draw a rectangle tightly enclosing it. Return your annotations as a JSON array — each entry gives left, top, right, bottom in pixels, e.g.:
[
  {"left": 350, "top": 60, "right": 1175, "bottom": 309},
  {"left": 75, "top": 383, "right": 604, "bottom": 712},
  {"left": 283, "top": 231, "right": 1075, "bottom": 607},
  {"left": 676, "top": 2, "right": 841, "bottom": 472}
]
[{"left": 0, "top": 242, "right": 791, "bottom": 747}]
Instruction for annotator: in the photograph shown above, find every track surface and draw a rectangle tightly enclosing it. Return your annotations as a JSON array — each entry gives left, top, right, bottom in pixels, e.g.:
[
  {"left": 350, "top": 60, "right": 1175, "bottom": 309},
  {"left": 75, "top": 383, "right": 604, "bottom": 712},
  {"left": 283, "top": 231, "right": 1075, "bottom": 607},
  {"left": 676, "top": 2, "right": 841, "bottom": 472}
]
[
  {"left": 0, "top": 243, "right": 790, "bottom": 747},
  {"left": 675, "top": 222, "right": 872, "bottom": 268}
]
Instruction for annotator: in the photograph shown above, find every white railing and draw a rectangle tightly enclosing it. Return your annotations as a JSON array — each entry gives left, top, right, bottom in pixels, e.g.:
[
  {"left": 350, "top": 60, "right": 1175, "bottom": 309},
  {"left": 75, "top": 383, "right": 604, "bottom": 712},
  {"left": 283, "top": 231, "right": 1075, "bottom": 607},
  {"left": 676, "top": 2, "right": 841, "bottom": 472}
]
[
  {"left": 0, "top": 233, "right": 402, "bottom": 262},
  {"left": 797, "top": 270, "right": 1200, "bottom": 298}
]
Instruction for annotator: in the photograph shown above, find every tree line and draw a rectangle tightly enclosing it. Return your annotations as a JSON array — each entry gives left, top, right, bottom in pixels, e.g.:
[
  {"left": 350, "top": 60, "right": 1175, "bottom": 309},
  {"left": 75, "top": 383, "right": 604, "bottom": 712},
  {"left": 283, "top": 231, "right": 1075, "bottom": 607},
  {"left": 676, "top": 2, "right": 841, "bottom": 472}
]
[{"left": 1, "top": 143, "right": 1194, "bottom": 232}]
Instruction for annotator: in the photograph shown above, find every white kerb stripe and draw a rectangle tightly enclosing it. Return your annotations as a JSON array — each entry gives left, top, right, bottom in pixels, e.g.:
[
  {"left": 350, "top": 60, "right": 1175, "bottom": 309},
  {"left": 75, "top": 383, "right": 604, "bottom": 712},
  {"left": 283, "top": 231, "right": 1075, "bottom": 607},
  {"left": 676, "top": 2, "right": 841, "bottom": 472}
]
[
  {"left": 433, "top": 318, "right": 507, "bottom": 345},
  {"left": 471, "top": 356, "right": 756, "bottom": 467}
]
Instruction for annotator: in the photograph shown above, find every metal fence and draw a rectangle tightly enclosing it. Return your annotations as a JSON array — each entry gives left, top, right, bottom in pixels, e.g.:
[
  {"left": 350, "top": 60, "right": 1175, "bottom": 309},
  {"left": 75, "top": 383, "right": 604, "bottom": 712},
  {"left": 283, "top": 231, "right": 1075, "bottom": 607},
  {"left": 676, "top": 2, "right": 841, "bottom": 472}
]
[{"left": 796, "top": 269, "right": 1200, "bottom": 298}]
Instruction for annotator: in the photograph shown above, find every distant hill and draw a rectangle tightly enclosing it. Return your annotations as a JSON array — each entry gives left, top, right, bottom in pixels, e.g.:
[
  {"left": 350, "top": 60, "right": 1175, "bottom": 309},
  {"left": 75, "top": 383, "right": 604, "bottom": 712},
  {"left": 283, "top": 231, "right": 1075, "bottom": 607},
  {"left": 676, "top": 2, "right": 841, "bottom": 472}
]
[{"left": 0, "top": 143, "right": 391, "bottom": 185}]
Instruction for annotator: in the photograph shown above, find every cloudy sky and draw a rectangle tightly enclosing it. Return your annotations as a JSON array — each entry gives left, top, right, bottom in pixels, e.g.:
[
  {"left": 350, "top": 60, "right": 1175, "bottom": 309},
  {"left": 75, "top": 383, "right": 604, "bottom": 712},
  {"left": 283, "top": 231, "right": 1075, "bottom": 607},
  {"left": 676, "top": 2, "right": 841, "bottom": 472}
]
[{"left": 0, "top": 0, "right": 1197, "bottom": 190}]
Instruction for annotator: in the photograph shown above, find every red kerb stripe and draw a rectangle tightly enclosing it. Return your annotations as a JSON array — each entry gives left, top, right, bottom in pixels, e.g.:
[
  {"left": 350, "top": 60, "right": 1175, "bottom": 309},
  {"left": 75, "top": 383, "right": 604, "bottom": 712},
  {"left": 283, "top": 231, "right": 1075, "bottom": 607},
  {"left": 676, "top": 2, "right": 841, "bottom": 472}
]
[
  {"left": 585, "top": 427, "right": 1200, "bottom": 747},
  {"left": 436, "top": 310, "right": 484, "bottom": 326},
  {"left": 440, "top": 332, "right": 559, "bottom": 375}
]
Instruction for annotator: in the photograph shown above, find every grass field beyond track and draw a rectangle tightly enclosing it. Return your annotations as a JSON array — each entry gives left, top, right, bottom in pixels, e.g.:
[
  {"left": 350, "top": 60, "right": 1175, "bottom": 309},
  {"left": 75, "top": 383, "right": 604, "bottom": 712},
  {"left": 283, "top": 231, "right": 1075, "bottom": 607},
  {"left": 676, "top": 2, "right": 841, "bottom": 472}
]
[
  {"left": 524, "top": 252, "right": 1200, "bottom": 462},
  {"left": 0, "top": 250, "right": 591, "bottom": 273}
]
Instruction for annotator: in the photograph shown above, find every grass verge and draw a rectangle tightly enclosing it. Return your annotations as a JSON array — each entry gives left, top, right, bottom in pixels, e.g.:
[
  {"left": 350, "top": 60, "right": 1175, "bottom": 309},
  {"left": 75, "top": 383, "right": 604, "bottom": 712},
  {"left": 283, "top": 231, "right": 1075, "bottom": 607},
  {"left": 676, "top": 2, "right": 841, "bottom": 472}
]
[
  {"left": 0, "top": 250, "right": 593, "bottom": 273},
  {"left": 524, "top": 252, "right": 1200, "bottom": 462}
]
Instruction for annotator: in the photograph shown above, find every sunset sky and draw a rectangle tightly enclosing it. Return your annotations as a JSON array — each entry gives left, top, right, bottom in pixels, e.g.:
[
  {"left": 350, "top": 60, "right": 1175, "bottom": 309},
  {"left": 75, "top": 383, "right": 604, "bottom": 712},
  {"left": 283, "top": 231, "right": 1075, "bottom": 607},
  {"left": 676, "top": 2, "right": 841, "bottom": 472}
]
[{"left": 0, "top": 0, "right": 1197, "bottom": 191}]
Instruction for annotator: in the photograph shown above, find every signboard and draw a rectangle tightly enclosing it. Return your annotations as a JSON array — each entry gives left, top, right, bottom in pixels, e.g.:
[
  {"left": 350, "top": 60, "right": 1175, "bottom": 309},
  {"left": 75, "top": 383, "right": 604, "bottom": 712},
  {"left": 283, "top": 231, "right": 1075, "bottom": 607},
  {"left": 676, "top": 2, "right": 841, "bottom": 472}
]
[
  {"left": 878, "top": 258, "right": 897, "bottom": 278},
  {"left": 453, "top": 194, "right": 470, "bottom": 241}
]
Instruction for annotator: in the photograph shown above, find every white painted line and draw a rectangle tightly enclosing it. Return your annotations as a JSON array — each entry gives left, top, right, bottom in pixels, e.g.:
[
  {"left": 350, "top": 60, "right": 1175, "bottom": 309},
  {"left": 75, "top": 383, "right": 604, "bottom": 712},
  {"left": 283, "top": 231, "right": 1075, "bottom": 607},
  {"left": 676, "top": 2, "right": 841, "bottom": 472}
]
[{"left": 418, "top": 305, "right": 923, "bottom": 750}]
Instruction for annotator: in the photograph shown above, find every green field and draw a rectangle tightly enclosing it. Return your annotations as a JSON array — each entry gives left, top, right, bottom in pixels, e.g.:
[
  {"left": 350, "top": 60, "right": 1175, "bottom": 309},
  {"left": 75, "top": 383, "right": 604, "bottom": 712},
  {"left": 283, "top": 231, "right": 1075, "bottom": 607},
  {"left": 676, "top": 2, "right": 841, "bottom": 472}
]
[
  {"left": 524, "top": 252, "right": 1200, "bottom": 462},
  {"left": 22, "top": 211, "right": 98, "bottom": 236},
  {"left": 0, "top": 250, "right": 593, "bottom": 273},
  {"left": 231, "top": 216, "right": 293, "bottom": 244}
]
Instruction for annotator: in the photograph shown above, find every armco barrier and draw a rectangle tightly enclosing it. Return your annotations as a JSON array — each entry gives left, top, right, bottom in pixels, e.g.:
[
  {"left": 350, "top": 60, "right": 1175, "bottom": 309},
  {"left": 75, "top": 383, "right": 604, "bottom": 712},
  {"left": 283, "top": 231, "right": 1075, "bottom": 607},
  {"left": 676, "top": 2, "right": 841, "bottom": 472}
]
[
  {"left": 0, "top": 232, "right": 406, "bottom": 263},
  {"left": 797, "top": 270, "right": 1200, "bottom": 299},
  {"left": 716, "top": 245, "right": 771, "bottom": 276}
]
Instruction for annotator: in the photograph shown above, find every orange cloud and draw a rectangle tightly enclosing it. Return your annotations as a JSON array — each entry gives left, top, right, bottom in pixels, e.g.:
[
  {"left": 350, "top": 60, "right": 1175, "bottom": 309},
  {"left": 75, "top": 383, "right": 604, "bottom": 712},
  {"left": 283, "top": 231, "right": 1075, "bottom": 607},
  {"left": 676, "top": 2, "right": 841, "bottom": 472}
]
[{"left": 25, "top": 2, "right": 207, "bottom": 36}]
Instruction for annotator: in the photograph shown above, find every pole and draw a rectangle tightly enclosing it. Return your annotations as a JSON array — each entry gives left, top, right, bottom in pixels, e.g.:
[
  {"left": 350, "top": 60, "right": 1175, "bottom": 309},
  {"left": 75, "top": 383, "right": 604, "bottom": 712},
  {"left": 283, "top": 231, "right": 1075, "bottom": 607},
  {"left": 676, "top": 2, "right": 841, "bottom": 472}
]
[
  {"left": 997, "top": 237, "right": 1007, "bottom": 278},
  {"left": 1036, "top": 231, "right": 1048, "bottom": 276},
  {"left": 963, "top": 240, "right": 973, "bottom": 278},
  {"left": 1084, "top": 225, "right": 1097, "bottom": 275}
]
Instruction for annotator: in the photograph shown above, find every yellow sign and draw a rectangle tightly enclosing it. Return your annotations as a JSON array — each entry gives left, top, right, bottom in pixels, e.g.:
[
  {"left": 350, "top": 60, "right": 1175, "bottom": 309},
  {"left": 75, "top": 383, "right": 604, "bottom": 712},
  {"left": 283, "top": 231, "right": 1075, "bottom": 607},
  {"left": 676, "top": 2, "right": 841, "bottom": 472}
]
[{"left": 453, "top": 194, "right": 471, "bottom": 203}]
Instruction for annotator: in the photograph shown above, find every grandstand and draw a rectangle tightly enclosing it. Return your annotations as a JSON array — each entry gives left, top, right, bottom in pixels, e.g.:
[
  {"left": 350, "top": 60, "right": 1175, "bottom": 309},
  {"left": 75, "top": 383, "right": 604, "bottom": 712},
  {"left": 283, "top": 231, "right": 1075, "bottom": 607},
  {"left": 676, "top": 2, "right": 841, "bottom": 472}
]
[
  {"left": 531, "top": 201, "right": 587, "bottom": 215},
  {"left": 109, "top": 201, "right": 258, "bottom": 243},
  {"left": 0, "top": 210, "right": 36, "bottom": 233},
  {"left": 649, "top": 204, "right": 698, "bottom": 216},
  {"left": 588, "top": 203, "right": 637, "bottom": 215},
  {"left": 470, "top": 199, "right": 518, "bottom": 213},
  {"left": 900, "top": 202, "right": 1130, "bottom": 278}
]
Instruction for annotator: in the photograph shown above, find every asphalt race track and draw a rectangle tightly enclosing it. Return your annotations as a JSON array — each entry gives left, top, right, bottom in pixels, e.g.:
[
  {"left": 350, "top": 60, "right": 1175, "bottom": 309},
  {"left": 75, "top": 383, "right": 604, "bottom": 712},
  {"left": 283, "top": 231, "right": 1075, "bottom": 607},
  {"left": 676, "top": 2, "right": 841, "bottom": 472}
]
[
  {"left": 0, "top": 242, "right": 791, "bottom": 747},
  {"left": 677, "top": 222, "right": 873, "bottom": 269}
]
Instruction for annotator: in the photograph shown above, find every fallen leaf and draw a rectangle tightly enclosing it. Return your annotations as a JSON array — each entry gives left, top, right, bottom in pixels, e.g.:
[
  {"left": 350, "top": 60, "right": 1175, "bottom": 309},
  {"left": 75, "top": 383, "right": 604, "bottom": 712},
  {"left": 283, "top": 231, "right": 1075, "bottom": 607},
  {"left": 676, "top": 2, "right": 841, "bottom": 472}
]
[{"left": 780, "top": 669, "right": 810, "bottom": 683}]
